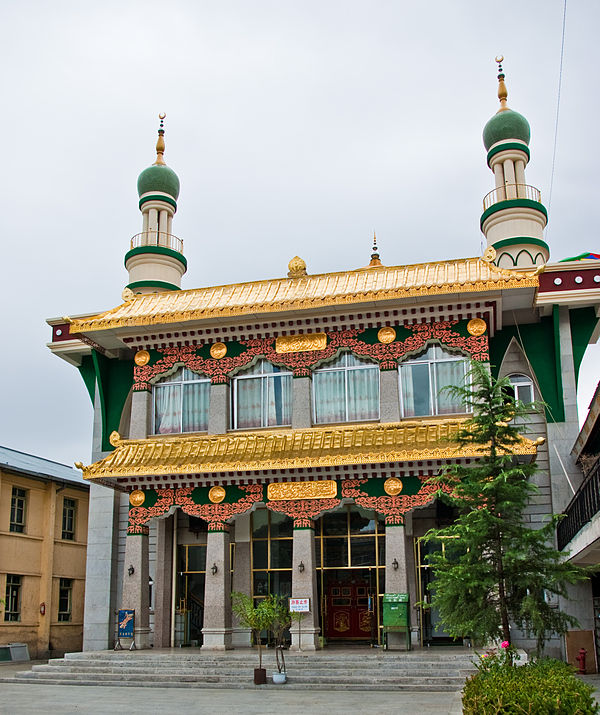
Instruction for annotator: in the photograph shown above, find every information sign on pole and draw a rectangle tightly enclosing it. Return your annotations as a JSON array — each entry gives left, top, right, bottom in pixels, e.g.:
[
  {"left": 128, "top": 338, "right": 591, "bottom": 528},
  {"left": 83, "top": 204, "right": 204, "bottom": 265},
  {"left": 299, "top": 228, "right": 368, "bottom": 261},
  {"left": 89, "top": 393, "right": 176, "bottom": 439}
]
[{"left": 289, "top": 598, "right": 310, "bottom": 613}]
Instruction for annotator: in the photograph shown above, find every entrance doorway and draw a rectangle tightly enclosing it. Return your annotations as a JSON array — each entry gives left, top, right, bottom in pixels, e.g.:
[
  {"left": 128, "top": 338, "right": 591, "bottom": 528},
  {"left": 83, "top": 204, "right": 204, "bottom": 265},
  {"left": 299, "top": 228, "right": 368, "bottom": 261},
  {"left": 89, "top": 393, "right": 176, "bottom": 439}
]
[
  {"left": 323, "top": 569, "right": 376, "bottom": 642},
  {"left": 176, "top": 543, "right": 206, "bottom": 646}
]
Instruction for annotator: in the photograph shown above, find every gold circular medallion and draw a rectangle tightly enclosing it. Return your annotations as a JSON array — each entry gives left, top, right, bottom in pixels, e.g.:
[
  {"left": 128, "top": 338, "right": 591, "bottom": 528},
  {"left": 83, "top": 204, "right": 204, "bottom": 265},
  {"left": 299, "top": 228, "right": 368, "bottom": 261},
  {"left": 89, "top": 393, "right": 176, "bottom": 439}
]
[
  {"left": 377, "top": 327, "right": 396, "bottom": 344},
  {"left": 467, "top": 318, "right": 487, "bottom": 336},
  {"left": 134, "top": 350, "right": 151, "bottom": 366},
  {"left": 210, "top": 342, "right": 227, "bottom": 360},
  {"left": 208, "top": 485, "right": 226, "bottom": 503},
  {"left": 129, "top": 490, "right": 145, "bottom": 507},
  {"left": 384, "top": 477, "right": 403, "bottom": 496},
  {"left": 121, "top": 287, "right": 135, "bottom": 302},
  {"left": 482, "top": 246, "right": 497, "bottom": 263}
]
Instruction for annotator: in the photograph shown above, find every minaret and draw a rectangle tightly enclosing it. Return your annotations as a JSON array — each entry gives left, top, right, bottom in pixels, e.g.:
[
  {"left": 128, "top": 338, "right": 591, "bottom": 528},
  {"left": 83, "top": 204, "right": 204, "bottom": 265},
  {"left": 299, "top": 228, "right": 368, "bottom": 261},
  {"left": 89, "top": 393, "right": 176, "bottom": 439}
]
[
  {"left": 480, "top": 57, "right": 549, "bottom": 269},
  {"left": 124, "top": 114, "right": 187, "bottom": 294}
]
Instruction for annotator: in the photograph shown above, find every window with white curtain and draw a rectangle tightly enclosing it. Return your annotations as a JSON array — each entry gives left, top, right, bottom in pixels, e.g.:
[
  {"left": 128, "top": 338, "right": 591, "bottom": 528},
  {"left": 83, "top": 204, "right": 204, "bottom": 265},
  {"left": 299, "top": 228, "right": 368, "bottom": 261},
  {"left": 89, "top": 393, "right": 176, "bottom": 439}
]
[
  {"left": 313, "top": 352, "right": 380, "bottom": 424},
  {"left": 232, "top": 359, "right": 292, "bottom": 429},
  {"left": 399, "top": 345, "right": 468, "bottom": 418},
  {"left": 153, "top": 367, "right": 210, "bottom": 434}
]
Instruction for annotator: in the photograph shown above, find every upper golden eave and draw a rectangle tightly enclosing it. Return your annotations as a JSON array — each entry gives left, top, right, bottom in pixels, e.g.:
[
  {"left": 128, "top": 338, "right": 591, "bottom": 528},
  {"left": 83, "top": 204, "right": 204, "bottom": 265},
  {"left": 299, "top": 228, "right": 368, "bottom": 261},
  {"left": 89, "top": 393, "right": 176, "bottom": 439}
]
[{"left": 67, "top": 257, "right": 539, "bottom": 334}]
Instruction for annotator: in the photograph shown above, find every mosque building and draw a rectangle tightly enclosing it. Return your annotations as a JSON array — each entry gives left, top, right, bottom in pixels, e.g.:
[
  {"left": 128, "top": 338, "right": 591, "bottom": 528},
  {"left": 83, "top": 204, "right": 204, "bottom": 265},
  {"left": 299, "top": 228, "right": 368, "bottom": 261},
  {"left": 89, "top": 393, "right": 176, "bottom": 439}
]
[{"left": 47, "top": 61, "right": 600, "bottom": 654}]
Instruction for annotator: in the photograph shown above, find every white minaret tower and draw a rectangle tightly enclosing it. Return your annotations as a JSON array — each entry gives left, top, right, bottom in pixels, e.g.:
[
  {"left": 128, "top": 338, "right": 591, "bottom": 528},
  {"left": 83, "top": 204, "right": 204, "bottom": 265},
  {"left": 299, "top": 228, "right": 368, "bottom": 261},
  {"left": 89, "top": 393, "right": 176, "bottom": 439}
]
[
  {"left": 480, "top": 58, "right": 549, "bottom": 269},
  {"left": 124, "top": 114, "right": 187, "bottom": 295}
]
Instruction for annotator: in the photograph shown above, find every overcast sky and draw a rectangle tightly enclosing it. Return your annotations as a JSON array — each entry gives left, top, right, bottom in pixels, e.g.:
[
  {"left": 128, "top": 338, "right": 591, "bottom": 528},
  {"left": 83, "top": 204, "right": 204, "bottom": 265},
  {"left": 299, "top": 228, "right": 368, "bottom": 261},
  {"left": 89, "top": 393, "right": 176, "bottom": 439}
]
[{"left": 2, "top": 0, "right": 598, "bottom": 466}]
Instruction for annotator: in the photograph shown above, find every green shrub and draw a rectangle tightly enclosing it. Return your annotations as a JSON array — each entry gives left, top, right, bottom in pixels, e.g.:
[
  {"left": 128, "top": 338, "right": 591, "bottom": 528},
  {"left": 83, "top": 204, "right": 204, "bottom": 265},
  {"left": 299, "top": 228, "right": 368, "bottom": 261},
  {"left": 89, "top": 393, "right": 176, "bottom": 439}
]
[{"left": 463, "top": 656, "right": 598, "bottom": 714}]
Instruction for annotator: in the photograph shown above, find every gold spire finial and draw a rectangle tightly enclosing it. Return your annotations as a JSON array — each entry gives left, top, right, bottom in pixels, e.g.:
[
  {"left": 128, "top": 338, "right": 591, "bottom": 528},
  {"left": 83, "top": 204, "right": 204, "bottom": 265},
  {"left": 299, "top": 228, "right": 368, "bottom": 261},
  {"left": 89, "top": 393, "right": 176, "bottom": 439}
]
[
  {"left": 368, "top": 231, "right": 383, "bottom": 267},
  {"left": 153, "top": 113, "right": 167, "bottom": 166},
  {"left": 495, "top": 56, "right": 509, "bottom": 112}
]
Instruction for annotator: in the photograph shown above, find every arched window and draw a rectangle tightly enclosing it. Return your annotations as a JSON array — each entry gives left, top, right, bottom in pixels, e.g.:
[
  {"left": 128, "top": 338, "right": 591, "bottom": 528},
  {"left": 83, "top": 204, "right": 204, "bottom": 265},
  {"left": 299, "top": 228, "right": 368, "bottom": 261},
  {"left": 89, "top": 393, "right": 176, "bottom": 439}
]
[
  {"left": 507, "top": 374, "right": 534, "bottom": 403},
  {"left": 399, "top": 345, "right": 468, "bottom": 418},
  {"left": 153, "top": 367, "right": 210, "bottom": 434},
  {"left": 233, "top": 359, "right": 292, "bottom": 429},
  {"left": 313, "top": 352, "right": 380, "bottom": 424}
]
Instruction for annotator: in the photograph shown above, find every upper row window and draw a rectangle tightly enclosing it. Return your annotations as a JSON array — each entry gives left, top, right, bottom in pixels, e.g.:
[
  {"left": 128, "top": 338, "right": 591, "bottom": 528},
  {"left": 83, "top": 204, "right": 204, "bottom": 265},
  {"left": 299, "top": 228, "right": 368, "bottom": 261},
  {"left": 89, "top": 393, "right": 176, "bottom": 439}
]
[
  {"left": 232, "top": 359, "right": 292, "bottom": 430},
  {"left": 153, "top": 367, "right": 210, "bottom": 434}
]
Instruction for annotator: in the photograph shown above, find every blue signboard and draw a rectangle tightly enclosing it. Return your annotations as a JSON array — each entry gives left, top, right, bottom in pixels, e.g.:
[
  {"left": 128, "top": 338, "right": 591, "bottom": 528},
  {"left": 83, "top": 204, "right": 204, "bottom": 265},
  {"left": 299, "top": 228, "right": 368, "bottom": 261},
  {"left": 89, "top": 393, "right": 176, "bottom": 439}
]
[{"left": 118, "top": 609, "right": 135, "bottom": 638}]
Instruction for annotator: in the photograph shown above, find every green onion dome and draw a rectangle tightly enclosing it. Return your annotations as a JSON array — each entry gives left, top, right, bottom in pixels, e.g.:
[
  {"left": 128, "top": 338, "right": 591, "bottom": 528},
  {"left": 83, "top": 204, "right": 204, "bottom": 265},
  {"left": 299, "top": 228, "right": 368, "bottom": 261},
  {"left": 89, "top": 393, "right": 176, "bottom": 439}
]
[
  {"left": 137, "top": 163, "right": 180, "bottom": 200},
  {"left": 483, "top": 109, "right": 531, "bottom": 151}
]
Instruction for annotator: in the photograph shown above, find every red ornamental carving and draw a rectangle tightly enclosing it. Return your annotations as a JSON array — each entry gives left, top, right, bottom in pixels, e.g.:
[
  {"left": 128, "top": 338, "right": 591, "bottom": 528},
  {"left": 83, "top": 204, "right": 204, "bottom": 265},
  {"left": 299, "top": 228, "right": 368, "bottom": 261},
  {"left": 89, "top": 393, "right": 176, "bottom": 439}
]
[
  {"left": 127, "top": 484, "right": 264, "bottom": 534},
  {"left": 267, "top": 498, "right": 342, "bottom": 528},
  {"left": 133, "top": 322, "right": 488, "bottom": 389},
  {"left": 341, "top": 479, "right": 453, "bottom": 525}
]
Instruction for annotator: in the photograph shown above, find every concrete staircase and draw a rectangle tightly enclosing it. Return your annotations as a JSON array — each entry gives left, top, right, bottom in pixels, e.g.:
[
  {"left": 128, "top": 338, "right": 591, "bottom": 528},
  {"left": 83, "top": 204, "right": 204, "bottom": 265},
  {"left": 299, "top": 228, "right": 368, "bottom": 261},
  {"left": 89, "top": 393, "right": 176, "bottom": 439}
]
[{"left": 2, "top": 647, "right": 477, "bottom": 691}]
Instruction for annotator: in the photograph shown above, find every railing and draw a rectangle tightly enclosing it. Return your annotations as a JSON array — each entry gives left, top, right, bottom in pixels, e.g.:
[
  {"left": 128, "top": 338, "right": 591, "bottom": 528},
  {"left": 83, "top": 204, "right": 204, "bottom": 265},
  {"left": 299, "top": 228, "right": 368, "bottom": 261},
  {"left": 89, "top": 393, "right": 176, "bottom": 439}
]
[
  {"left": 557, "top": 460, "right": 600, "bottom": 550},
  {"left": 482, "top": 183, "right": 542, "bottom": 211},
  {"left": 130, "top": 231, "right": 184, "bottom": 254}
]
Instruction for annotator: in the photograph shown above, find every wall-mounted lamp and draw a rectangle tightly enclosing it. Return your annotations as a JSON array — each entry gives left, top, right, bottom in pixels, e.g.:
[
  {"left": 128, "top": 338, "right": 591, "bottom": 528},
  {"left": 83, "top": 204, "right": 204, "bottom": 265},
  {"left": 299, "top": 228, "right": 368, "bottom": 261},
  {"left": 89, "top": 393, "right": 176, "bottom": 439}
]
[
  {"left": 392, "top": 558, "right": 399, "bottom": 571},
  {"left": 128, "top": 565, "right": 135, "bottom": 576},
  {"left": 298, "top": 561, "right": 305, "bottom": 573},
  {"left": 211, "top": 563, "right": 218, "bottom": 575}
]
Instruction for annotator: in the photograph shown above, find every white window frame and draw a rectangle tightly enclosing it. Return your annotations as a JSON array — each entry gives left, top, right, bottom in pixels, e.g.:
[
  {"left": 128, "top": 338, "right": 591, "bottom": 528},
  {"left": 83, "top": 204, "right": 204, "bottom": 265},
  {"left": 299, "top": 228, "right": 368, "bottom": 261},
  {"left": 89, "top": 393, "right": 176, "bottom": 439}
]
[
  {"left": 232, "top": 359, "right": 293, "bottom": 430},
  {"left": 312, "top": 351, "right": 380, "bottom": 425},
  {"left": 398, "top": 344, "right": 469, "bottom": 418},
  {"left": 507, "top": 374, "right": 535, "bottom": 403},
  {"left": 152, "top": 366, "right": 211, "bottom": 435}
]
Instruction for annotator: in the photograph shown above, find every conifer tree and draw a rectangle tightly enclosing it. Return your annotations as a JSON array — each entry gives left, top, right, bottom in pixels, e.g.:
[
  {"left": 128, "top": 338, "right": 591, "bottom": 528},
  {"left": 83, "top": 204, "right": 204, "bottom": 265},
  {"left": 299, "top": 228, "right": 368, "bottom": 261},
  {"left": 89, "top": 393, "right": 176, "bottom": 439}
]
[{"left": 424, "top": 360, "right": 587, "bottom": 655}]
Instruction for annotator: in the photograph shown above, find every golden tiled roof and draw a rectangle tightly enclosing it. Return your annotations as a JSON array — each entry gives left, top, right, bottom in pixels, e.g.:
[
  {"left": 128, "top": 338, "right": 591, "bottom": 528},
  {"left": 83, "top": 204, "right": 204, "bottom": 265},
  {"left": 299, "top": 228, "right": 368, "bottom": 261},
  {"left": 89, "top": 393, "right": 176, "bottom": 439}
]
[
  {"left": 68, "top": 258, "right": 538, "bottom": 332},
  {"left": 77, "top": 420, "right": 539, "bottom": 481}
]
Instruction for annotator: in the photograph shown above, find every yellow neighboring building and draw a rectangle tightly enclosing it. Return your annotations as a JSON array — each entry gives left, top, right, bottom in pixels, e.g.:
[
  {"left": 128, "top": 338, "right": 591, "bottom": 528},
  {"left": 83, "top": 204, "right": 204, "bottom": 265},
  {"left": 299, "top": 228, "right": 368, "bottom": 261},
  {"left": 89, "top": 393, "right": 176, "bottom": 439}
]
[{"left": 0, "top": 446, "right": 89, "bottom": 659}]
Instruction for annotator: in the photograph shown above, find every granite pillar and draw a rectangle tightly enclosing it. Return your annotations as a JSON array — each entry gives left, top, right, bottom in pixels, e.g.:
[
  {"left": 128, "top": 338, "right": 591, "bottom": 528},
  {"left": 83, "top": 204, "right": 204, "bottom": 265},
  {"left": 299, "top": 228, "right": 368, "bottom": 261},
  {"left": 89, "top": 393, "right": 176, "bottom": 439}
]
[
  {"left": 292, "top": 376, "right": 312, "bottom": 429},
  {"left": 208, "top": 383, "right": 230, "bottom": 435},
  {"left": 380, "top": 369, "right": 401, "bottom": 423},
  {"left": 231, "top": 513, "right": 252, "bottom": 647},
  {"left": 121, "top": 532, "right": 151, "bottom": 648},
  {"left": 153, "top": 515, "right": 173, "bottom": 648},
  {"left": 290, "top": 525, "right": 321, "bottom": 650},
  {"left": 385, "top": 524, "right": 409, "bottom": 649},
  {"left": 202, "top": 529, "right": 232, "bottom": 649}
]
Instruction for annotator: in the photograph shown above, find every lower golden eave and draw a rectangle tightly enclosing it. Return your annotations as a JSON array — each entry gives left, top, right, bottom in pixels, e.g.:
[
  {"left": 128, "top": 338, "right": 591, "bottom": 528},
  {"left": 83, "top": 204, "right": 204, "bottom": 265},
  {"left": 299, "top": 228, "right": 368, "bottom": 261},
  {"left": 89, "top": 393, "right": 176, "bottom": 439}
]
[{"left": 76, "top": 420, "right": 539, "bottom": 481}]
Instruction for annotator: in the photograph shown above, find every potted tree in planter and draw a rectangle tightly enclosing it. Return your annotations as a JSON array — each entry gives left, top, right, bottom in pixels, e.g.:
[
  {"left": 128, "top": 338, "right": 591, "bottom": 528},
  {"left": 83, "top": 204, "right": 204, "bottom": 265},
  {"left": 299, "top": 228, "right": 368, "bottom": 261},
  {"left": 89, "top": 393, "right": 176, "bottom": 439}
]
[
  {"left": 270, "top": 596, "right": 291, "bottom": 684},
  {"left": 231, "top": 592, "right": 274, "bottom": 685}
]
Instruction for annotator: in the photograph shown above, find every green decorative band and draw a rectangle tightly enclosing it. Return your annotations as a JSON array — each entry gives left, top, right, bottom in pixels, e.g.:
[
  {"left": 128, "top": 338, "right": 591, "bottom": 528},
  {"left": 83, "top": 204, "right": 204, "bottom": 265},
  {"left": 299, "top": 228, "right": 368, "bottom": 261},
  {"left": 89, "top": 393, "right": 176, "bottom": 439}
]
[
  {"left": 492, "top": 237, "right": 549, "bottom": 252},
  {"left": 138, "top": 194, "right": 177, "bottom": 211},
  {"left": 480, "top": 199, "right": 548, "bottom": 230},
  {"left": 126, "top": 280, "right": 181, "bottom": 292},
  {"left": 124, "top": 245, "right": 187, "bottom": 270},
  {"left": 293, "top": 525, "right": 316, "bottom": 530},
  {"left": 487, "top": 142, "right": 530, "bottom": 167}
]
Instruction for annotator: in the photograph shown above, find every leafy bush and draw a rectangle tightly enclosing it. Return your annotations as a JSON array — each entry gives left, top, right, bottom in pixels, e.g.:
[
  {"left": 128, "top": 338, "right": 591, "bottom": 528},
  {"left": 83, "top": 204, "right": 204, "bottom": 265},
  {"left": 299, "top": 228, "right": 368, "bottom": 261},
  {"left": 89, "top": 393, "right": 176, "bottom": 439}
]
[{"left": 463, "top": 655, "right": 598, "bottom": 714}]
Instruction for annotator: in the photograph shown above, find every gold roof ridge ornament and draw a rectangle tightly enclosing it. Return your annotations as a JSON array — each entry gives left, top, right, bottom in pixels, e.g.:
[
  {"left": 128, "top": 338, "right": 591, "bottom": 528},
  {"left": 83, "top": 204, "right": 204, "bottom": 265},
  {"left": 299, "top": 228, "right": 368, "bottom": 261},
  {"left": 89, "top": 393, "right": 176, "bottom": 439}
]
[
  {"left": 288, "top": 256, "right": 307, "bottom": 278},
  {"left": 495, "top": 55, "right": 509, "bottom": 113},
  {"left": 153, "top": 113, "right": 167, "bottom": 166},
  {"left": 368, "top": 231, "right": 383, "bottom": 268}
]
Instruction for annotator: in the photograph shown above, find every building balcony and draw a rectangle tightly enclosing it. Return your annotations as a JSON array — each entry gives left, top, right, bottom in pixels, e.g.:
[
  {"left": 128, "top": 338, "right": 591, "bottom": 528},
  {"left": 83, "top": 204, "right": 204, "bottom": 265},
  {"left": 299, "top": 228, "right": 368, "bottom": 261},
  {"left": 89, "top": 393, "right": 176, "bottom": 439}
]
[
  {"left": 482, "top": 183, "right": 542, "bottom": 211},
  {"left": 130, "top": 231, "right": 184, "bottom": 255},
  {"left": 557, "top": 460, "right": 600, "bottom": 560}
]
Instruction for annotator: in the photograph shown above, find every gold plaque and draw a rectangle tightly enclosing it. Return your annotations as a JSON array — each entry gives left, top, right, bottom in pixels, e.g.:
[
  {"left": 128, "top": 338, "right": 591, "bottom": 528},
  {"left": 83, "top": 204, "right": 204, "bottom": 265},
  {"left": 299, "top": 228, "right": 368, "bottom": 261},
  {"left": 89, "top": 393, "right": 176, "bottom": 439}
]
[
  {"left": 129, "top": 490, "right": 145, "bottom": 506},
  {"left": 267, "top": 480, "right": 337, "bottom": 501},
  {"left": 208, "top": 485, "right": 226, "bottom": 503},
  {"left": 467, "top": 318, "right": 487, "bottom": 336},
  {"left": 275, "top": 333, "right": 327, "bottom": 354},
  {"left": 377, "top": 327, "right": 396, "bottom": 344},
  {"left": 210, "top": 342, "right": 227, "bottom": 360},
  {"left": 384, "top": 477, "right": 403, "bottom": 496},
  {"left": 134, "top": 350, "right": 151, "bottom": 366}
]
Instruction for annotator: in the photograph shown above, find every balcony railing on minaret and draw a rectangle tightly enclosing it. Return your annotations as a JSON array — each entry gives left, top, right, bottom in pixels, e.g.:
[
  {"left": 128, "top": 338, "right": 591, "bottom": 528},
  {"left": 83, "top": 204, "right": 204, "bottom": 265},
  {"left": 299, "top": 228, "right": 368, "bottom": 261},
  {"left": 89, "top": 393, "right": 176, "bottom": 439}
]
[
  {"left": 130, "top": 231, "right": 184, "bottom": 254},
  {"left": 482, "top": 183, "right": 542, "bottom": 211}
]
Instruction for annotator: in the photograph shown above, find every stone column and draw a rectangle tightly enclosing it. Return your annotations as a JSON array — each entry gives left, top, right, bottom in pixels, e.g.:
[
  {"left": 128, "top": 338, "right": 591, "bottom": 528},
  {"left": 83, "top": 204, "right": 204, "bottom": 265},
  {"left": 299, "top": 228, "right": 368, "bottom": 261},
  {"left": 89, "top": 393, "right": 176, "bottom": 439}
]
[
  {"left": 231, "top": 513, "right": 252, "bottom": 648},
  {"left": 290, "top": 525, "right": 321, "bottom": 650},
  {"left": 202, "top": 528, "right": 232, "bottom": 649},
  {"left": 380, "top": 369, "right": 400, "bottom": 423},
  {"left": 385, "top": 524, "right": 409, "bottom": 650},
  {"left": 129, "top": 390, "right": 151, "bottom": 439},
  {"left": 292, "top": 376, "right": 312, "bottom": 429},
  {"left": 208, "top": 383, "right": 230, "bottom": 435},
  {"left": 153, "top": 515, "right": 173, "bottom": 648},
  {"left": 121, "top": 532, "right": 151, "bottom": 648}
]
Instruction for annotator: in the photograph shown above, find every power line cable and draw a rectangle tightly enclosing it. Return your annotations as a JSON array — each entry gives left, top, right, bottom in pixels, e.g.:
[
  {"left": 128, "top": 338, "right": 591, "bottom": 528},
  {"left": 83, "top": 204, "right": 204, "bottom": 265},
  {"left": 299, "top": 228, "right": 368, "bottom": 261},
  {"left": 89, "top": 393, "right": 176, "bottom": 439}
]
[{"left": 547, "top": 0, "right": 567, "bottom": 215}]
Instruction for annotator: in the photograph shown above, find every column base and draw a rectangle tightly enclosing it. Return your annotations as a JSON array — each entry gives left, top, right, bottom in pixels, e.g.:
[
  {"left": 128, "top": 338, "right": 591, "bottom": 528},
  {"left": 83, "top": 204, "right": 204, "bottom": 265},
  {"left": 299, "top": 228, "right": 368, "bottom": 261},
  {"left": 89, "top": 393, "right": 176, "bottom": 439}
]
[
  {"left": 290, "top": 626, "right": 321, "bottom": 651},
  {"left": 201, "top": 628, "right": 233, "bottom": 650},
  {"left": 231, "top": 627, "right": 252, "bottom": 648}
]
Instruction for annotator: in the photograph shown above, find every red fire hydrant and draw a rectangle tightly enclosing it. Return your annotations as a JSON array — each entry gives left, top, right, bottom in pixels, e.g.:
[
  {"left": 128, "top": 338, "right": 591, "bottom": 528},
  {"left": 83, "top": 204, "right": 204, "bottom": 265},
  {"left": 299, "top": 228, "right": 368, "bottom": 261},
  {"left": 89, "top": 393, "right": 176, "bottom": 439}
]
[{"left": 576, "top": 647, "right": 587, "bottom": 674}]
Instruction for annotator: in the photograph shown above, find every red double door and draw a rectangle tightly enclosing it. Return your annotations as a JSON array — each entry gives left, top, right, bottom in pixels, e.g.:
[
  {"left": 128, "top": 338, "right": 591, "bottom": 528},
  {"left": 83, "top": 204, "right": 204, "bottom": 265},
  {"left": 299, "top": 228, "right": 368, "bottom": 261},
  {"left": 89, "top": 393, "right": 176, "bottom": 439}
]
[{"left": 325, "top": 579, "right": 373, "bottom": 640}]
